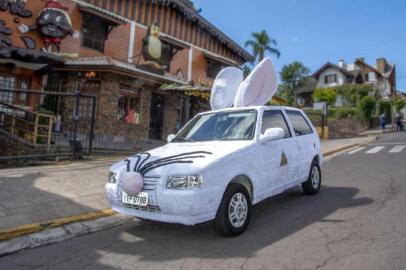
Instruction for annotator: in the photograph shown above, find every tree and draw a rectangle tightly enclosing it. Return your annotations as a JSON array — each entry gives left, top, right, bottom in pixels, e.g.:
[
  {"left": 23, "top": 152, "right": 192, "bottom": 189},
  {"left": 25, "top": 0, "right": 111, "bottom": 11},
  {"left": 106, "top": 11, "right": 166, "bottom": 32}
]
[
  {"left": 244, "top": 30, "right": 280, "bottom": 63},
  {"left": 313, "top": 88, "right": 337, "bottom": 106},
  {"left": 335, "top": 84, "right": 379, "bottom": 106},
  {"left": 359, "top": 96, "right": 376, "bottom": 125},
  {"left": 279, "top": 61, "right": 310, "bottom": 105},
  {"left": 378, "top": 99, "right": 392, "bottom": 120},
  {"left": 241, "top": 64, "right": 252, "bottom": 78}
]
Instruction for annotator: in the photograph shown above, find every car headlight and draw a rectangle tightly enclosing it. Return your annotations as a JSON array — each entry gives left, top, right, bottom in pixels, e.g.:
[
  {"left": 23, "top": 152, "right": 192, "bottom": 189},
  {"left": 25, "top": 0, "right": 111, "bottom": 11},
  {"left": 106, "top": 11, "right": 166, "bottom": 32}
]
[
  {"left": 166, "top": 175, "right": 203, "bottom": 189},
  {"left": 108, "top": 172, "right": 117, "bottom": 183}
]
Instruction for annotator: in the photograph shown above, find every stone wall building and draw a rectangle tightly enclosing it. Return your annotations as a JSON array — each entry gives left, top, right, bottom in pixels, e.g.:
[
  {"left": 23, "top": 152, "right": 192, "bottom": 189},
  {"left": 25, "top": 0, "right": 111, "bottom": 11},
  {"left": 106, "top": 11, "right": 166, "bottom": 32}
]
[{"left": 0, "top": 0, "right": 253, "bottom": 151}]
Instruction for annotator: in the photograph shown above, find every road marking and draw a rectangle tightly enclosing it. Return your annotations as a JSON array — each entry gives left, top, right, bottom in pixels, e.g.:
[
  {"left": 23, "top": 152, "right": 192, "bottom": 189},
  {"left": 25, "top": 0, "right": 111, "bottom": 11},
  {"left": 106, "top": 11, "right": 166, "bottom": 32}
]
[
  {"left": 348, "top": 147, "right": 366, "bottom": 155},
  {"left": 389, "top": 145, "right": 406, "bottom": 153},
  {"left": 366, "top": 146, "right": 385, "bottom": 154},
  {"left": 369, "top": 142, "right": 406, "bottom": 146}
]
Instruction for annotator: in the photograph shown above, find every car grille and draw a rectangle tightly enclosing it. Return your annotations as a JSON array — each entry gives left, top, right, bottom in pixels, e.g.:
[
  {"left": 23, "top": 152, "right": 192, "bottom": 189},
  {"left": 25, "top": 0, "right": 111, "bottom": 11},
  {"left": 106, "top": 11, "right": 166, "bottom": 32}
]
[
  {"left": 143, "top": 175, "right": 160, "bottom": 191},
  {"left": 122, "top": 204, "right": 161, "bottom": 212},
  {"left": 117, "top": 175, "right": 161, "bottom": 209}
]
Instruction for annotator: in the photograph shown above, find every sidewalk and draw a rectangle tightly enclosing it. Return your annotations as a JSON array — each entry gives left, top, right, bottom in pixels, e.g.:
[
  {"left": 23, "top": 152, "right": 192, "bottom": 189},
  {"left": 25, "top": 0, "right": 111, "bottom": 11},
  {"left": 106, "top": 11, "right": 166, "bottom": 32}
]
[{"left": 0, "top": 136, "right": 376, "bottom": 235}]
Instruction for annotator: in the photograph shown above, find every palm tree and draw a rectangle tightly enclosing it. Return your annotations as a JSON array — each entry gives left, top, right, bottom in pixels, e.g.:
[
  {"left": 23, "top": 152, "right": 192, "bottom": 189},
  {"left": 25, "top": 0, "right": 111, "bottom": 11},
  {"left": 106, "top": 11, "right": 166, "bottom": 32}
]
[{"left": 244, "top": 30, "right": 280, "bottom": 62}]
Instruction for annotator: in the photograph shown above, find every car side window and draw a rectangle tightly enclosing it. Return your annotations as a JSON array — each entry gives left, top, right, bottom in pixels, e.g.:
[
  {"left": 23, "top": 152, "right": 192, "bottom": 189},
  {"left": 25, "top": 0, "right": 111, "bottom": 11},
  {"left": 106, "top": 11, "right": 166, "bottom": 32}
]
[
  {"left": 261, "top": 110, "right": 292, "bottom": 138},
  {"left": 285, "top": 110, "right": 313, "bottom": 136}
]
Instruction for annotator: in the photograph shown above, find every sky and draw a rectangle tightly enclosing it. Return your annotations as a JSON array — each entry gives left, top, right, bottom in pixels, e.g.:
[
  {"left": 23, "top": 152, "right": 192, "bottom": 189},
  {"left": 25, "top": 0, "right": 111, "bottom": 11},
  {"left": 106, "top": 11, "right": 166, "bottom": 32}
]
[{"left": 193, "top": 0, "right": 406, "bottom": 92}]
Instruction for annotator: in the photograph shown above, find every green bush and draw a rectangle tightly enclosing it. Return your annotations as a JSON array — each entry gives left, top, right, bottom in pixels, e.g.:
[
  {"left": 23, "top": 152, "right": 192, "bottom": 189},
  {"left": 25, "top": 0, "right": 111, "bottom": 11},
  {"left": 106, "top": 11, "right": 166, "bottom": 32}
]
[
  {"left": 329, "top": 84, "right": 380, "bottom": 106},
  {"left": 313, "top": 88, "right": 337, "bottom": 106},
  {"left": 378, "top": 99, "right": 392, "bottom": 119},
  {"left": 336, "top": 107, "right": 358, "bottom": 119},
  {"left": 327, "top": 107, "right": 337, "bottom": 118},
  {"left": 358, "top": 96, "right": 376, "bottom": 124}
]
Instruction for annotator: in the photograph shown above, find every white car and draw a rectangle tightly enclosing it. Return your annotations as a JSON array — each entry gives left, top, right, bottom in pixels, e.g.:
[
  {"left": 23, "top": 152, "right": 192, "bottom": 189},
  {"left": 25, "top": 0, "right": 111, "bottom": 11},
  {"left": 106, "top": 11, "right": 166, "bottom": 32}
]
[{"left": 106, "top": 106, "right": 322, "bottom": 236}]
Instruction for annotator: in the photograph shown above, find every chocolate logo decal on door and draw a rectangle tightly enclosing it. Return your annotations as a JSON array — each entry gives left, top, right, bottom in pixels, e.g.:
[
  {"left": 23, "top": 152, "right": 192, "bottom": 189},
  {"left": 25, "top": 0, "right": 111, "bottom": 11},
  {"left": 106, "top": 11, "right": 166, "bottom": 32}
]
[{"left": 280, "top": 152, "right": 288, "bottom": 167}]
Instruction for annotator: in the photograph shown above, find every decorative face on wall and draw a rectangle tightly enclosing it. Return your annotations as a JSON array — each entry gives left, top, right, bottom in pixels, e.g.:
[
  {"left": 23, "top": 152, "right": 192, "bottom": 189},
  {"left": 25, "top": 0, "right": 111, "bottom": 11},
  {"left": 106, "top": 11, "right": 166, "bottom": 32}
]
[
  {"left": 143, "top": 23, "right": 162, "bottom": 61},
  {"left": 17, "top": 0, "right": 77, "bottom": 54},
  {"left": 37, "top": 8, "right": 72, "bottom": 39},
  {"left": 150, "top": 24, "right": 160, "bottom": 38}
]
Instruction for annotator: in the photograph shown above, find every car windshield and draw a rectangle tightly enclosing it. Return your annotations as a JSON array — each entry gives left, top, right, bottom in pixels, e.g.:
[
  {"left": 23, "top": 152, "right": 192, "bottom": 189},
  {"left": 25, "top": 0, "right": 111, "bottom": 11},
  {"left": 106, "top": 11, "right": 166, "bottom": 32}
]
[{"left": 173, "top": 110, "right": 257, "bottom": 142}]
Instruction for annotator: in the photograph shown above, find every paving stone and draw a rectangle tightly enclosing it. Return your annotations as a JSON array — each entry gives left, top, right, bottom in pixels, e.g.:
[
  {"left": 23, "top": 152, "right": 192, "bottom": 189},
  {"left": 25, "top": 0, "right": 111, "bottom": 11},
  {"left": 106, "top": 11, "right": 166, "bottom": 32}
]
[
  {"left": 0, "top": 215, "right": 31, "bottom": 230},
  {"left": 27, "top": 210, "right": 61, "bottom": 224},
  {"left": 2, "top": 200, "right": 33, "bottom": 209},
  {"left": 4, "top": 205, "right": 37, "bottom": 216}
]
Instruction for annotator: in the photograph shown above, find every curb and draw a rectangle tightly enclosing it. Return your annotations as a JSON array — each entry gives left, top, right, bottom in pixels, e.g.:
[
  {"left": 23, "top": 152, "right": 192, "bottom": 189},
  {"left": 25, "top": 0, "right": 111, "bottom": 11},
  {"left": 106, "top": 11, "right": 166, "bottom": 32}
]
[
  {"left": 0, "top": 209, "right": 115, "bottom": 242},
  {"left": 0, "top": 214, "right": 131, "bottom": 257},
  {"left": 323, "top": 144, "right": 359, "bottom": 157}
]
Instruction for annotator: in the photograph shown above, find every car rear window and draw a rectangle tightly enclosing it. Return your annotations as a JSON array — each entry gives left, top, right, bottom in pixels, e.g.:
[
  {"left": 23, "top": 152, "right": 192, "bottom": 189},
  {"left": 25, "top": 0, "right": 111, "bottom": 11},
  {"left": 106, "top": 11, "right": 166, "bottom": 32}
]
[
  {"left": 285, "top": 110, "right": 313, "bottom": 136},
  {"left": 261, "top": 110, "right": 291, "bottom": 138}
]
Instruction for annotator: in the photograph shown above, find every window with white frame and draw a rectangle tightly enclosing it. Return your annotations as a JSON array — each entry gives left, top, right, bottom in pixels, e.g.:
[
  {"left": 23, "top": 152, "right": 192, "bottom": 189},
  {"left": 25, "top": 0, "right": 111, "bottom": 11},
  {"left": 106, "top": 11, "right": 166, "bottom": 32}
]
[
  {"left": 0, "top": 73, "right": 30, "bottom": 105},
  {"left": 324, "top": 74, "right": 337, "bottom": 84}
]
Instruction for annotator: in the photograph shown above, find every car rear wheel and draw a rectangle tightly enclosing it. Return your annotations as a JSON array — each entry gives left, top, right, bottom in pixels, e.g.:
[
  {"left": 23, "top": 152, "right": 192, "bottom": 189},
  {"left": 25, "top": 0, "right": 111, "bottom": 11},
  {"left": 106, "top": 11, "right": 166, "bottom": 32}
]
[
  {"left": 302, "top": 162, "right": 321, "bottom": 195},
  {"left": 215, "top": 183, "right": 252, "bottom": 237}
]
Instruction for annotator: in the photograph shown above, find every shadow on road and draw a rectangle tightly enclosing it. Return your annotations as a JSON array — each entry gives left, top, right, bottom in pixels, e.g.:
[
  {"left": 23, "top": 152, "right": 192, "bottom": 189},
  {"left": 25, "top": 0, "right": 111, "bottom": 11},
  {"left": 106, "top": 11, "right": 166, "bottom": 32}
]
[
  {"left": 0, "top": 185, "right": 373, "bottom": 269},
  {"left": 118, "top": 185, "right": 372, "bottom": 262}
]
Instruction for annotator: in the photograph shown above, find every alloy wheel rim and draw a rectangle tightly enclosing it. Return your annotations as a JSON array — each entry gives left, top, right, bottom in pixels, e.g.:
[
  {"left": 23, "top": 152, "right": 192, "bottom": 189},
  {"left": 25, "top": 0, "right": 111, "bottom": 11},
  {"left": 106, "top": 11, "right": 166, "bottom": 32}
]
[
  {"left": 228, "top": 192, "right": 248, "bottom": 228},
  {"left": 311, "top": 166, "right": 320, "bottom": 189}
]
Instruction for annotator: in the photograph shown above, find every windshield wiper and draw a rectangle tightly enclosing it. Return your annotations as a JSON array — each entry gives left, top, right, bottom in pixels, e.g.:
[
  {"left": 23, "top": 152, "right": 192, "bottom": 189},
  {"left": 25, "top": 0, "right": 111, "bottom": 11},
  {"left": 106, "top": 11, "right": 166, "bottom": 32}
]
[{"left": 172, "top": 137, "right": 192, "bottom": 142}]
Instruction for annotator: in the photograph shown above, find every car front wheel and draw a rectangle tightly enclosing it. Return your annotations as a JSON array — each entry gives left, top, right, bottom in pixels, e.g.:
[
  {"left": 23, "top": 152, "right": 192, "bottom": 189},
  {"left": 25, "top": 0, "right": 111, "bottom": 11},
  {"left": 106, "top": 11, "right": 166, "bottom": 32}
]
[
  {"left": 302, "top": 162, "right": 321, "bottom": 195},
  {"left": 214, "top": 183, "right": 252, "bottom": 237}
]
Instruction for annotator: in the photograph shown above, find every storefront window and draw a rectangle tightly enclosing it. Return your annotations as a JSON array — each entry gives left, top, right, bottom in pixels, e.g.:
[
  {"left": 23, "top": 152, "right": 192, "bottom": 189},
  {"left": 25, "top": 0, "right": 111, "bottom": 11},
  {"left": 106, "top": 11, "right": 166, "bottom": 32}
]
[
  {"left": 0, "top": 73, "right": 30, "bottom": 105},
  {"left": 81, "top": 15, "right": 110, "bottom": 52},
  {"left": 117, "top": 85, "right": 141, "bottom": 125}
]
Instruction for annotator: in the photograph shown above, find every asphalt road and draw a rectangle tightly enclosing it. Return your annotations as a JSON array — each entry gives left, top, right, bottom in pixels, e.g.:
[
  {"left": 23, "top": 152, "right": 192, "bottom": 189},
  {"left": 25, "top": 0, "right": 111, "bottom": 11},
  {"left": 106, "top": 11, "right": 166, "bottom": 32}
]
[{"left": 1, "top": 132, "right": 406, "bottom": 270}]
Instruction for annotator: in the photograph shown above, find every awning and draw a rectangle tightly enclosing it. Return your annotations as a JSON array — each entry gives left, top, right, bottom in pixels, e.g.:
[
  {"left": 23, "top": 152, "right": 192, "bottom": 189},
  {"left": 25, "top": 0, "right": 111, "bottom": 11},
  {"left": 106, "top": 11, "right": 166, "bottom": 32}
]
[
  {"left": 203, "top": 51, "right": 237, "bottom": 67},
  {"left": 159, "top": 83, "right": 210, "bottom": 92},
  {"left": 78, "top": 3, "right": 128, "bottom": 26},
  {"left": 159, "top": 83, "right": 210, "bottom": 100},
  {"left": 159, "top": 35, "right": 189, "bottom": 50},
  {"left": 61, "top": 57, "right": 187, "bottom": 85}
]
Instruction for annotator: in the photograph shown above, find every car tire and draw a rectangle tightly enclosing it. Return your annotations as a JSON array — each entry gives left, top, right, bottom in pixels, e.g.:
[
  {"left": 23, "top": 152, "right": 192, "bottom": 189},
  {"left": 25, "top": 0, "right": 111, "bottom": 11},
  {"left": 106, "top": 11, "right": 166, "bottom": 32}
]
[
  {"left": 302, "top": 161, "right": 321, "bottom": 195},
  {"left": 214, "top": 183, "right": 252, "bottom": 237}
]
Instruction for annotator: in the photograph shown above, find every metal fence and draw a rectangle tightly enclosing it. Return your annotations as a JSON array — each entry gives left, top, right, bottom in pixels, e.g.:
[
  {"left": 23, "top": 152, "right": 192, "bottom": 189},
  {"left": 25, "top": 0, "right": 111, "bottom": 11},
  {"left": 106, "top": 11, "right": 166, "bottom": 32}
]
[
  {"left": 0, "top": 88, "right": 96, "bottom": 162},
  {"left": 305, "top": 111, "right": 327, "bottom": 139}
]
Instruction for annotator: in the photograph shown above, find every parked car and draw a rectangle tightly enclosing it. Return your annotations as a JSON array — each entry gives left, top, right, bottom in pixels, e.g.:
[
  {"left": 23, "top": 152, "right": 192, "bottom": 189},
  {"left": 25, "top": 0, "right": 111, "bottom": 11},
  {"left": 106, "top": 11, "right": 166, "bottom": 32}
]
[{"left": 106, "top": 106, "right": 322, "bottom": 236}]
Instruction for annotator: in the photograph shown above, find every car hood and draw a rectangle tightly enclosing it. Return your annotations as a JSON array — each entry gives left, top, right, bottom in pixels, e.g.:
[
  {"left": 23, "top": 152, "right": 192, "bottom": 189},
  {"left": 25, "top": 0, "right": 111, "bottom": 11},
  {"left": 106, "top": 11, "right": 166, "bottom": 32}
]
[{"left": 110, "top": 140, "right": 253, "bottom": 176}]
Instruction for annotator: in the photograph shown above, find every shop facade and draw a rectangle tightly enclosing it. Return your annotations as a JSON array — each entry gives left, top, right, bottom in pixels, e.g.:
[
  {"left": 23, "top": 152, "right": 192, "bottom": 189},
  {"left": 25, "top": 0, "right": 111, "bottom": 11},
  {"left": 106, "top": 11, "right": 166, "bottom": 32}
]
[{"left": 0, "top": 0, "right": 252, "bottom": 153}]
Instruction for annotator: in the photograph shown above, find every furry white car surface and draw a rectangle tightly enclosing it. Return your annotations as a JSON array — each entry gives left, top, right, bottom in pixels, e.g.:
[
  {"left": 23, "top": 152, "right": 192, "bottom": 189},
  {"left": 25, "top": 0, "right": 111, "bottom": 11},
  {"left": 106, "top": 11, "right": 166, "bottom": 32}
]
[{"left": 106, "top": 58, "right": 321, "bottom": 226}]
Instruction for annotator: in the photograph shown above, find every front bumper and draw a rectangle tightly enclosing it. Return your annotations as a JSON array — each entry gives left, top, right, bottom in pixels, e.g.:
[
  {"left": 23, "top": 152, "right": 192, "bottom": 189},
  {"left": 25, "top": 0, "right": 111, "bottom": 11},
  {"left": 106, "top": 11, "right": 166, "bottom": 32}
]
[{"left": 105, "top": 183, "right": 218, "bottom": 226}]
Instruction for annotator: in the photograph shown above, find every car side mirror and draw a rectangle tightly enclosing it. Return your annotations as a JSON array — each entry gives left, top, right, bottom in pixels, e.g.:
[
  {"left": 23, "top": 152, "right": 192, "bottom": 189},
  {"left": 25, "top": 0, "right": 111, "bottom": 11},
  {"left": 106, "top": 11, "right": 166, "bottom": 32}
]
[
  {"left": 167, "top": 134, "right": 176, "bottom": 143},
  {"left": 259, "top": 128, "right": 285, "bottom": 143}
]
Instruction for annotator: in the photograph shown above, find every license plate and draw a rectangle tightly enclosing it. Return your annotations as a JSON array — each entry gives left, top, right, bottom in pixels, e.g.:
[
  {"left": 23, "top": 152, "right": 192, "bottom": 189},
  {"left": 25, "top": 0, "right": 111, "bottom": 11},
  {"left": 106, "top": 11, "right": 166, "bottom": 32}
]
[{"left": 122, "top": 192, "right": 148, "bottom": 207}]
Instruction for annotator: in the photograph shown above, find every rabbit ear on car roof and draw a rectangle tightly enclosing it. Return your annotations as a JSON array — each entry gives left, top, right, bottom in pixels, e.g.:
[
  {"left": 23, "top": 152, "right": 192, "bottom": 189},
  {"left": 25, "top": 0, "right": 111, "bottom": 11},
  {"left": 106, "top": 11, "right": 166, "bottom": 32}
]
[
  {"left": 234, "top": 57, "right": 278, "bottom": 108},
  {"left": 210, "top": 67, "right": 243, "bottom": 110},
  {"left": 210, "top": 58, "right": 278, "bottom": 110}
]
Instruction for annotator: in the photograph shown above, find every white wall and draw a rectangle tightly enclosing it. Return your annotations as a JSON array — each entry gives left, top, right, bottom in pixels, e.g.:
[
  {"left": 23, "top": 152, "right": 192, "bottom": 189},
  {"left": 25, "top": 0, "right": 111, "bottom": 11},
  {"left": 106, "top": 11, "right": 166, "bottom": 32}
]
[
  {"left": 377, "top": 78, "right": 391, "bottom": 98},
  {"left": 318, "top": 67, "right": 345, "bottom": 88}
]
